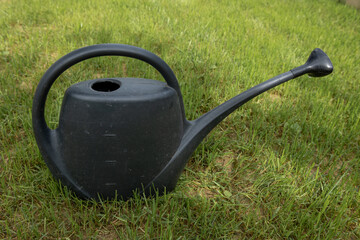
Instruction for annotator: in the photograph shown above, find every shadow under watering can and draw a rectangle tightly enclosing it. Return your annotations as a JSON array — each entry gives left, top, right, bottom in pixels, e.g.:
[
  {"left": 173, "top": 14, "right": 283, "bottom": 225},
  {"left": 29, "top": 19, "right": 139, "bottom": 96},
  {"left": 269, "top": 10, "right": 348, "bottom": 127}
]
[{"left": 32, "top": 44, "right": 333, "bottom": 200}]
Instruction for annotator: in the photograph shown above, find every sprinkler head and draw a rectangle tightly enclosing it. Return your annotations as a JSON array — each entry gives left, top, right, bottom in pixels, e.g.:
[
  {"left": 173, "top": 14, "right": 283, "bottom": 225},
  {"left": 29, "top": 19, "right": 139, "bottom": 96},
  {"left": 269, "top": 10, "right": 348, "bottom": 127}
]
[
  {"left": 305, "top": 48, "right": 334, "bottom": 77},
  {"left": 291, "top": 48, "right": 334, "bottom": 78}
]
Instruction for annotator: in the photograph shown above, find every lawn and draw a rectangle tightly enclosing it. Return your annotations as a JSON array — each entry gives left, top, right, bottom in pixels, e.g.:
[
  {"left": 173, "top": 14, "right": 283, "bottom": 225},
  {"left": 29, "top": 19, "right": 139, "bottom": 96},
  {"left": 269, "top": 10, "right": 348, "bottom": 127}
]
[{"left": 1, "top": 0, "right": 359, "bottom": 239}]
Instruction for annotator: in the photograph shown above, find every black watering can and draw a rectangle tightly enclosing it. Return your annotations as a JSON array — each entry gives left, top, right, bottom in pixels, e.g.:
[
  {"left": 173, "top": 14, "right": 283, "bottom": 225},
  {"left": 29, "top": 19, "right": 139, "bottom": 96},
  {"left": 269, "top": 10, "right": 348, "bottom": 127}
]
[{"left": 33, "top": 44, "right": 333, "bottom": 200}]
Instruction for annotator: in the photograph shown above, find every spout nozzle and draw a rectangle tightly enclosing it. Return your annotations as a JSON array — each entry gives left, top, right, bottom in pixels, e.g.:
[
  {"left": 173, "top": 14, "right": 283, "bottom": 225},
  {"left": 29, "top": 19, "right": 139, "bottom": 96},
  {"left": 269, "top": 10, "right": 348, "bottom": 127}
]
[
  {"left": 291, "top": 48, "right": 333, "bottom": 78},
  {"left": 305, "top": 48, "right": 334, "bottom": 77}
]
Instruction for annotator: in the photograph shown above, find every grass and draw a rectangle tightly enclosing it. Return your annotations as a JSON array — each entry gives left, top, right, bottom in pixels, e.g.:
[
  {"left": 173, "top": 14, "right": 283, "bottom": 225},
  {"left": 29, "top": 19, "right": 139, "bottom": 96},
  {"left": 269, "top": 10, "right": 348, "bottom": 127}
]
[{"left": 1, "top": 0, "right": 359, "bottom": 238}]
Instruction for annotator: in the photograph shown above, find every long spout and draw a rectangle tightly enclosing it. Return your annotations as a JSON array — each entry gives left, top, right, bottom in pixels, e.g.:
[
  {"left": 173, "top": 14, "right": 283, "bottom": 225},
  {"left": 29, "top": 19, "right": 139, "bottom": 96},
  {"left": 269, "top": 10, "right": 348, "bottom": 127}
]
[
  {"left": 184, "top": 48, "right": 333, "bottom": 149},
  {"left": 145, "top": 48, "right": 333, "bottom": 193}
]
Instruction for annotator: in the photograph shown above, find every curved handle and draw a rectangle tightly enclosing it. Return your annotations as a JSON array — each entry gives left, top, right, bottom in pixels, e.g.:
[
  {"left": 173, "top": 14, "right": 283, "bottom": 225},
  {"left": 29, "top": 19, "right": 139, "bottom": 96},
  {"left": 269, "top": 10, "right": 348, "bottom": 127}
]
[{"left": 32, "top": 44, "right": 186, "bottom": 136}]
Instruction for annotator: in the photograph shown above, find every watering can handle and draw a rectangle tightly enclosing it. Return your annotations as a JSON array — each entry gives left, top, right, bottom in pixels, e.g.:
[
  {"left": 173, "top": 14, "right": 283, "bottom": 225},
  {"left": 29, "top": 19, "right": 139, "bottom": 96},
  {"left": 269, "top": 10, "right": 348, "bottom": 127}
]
[{"left": 32, "top": 44, "right": 186, "bottom": 134}]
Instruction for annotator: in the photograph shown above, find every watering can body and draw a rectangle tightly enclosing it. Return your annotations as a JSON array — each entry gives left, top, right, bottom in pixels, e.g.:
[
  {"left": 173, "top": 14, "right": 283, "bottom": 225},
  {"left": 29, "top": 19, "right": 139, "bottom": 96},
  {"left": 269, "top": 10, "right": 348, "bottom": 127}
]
[
  {"left": 58, "top": 78, "right": 182, "bottom": 198},
  {"left": 33, "top": 44, "right": 333, "bottom": 200}
]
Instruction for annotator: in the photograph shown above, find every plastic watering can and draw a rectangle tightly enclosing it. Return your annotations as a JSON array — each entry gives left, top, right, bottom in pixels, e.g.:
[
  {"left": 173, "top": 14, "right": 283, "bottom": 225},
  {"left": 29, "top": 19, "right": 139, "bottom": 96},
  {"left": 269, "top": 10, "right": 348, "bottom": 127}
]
[{"left": 32, "top": 44, "right": 333, "bottom": 200}]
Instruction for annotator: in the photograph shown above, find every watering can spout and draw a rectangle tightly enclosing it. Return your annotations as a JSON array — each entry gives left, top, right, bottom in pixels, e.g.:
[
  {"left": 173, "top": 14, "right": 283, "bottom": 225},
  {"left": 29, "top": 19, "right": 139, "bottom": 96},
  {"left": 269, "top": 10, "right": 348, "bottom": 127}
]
[
  {"left": 147, "top": 48, "right": 333, "bottom": 192},
  {"left": 190, "top": 48, "right": 333, "bottom": 140}
]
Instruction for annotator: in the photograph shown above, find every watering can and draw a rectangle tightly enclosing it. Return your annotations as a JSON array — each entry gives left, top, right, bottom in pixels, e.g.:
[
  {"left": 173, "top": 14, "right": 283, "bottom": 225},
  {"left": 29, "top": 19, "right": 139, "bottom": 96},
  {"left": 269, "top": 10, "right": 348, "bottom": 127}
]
[{"left": 32, "top": 44, "right": 333, "bottom": 200}]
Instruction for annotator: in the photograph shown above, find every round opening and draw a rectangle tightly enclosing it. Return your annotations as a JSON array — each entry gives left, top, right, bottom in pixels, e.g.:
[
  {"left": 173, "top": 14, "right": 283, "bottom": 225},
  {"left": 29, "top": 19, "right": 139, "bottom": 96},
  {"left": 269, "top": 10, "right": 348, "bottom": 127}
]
[{"left": 91, "top": 81, "right": 120, "bottom": 92}]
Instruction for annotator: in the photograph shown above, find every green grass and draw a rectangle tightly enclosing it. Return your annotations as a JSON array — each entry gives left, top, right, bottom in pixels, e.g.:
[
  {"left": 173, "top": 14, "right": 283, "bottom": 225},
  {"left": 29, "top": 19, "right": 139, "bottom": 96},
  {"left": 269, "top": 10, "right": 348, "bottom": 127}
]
[{"left": 1, "top": 0, "right": 359, "bottom": 238}]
